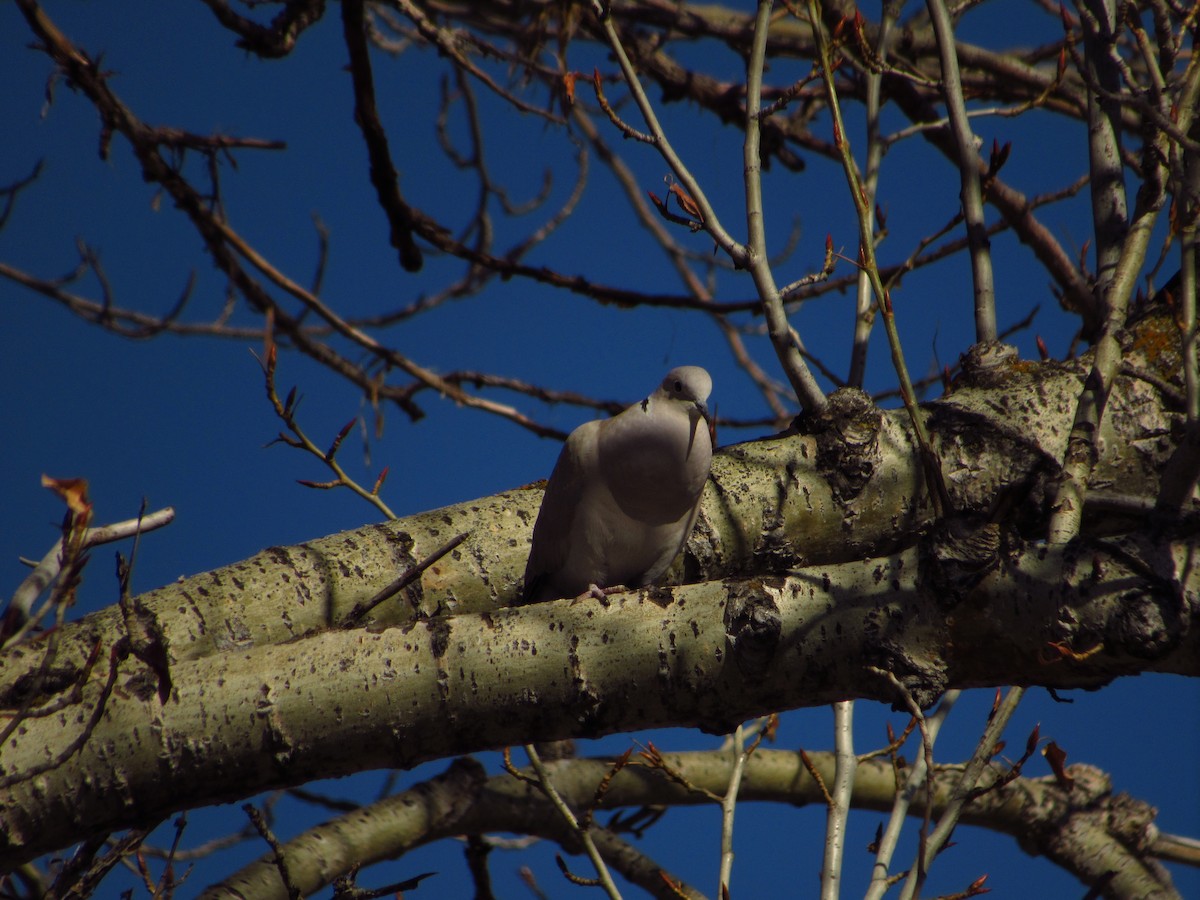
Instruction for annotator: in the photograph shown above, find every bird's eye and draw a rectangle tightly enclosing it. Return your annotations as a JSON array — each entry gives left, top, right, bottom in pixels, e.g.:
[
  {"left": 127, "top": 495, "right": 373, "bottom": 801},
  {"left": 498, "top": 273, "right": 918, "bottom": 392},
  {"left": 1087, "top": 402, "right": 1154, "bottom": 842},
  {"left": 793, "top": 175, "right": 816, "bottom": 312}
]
[{"left": 674, "top": 380, "right": 683, "bottom": 392}]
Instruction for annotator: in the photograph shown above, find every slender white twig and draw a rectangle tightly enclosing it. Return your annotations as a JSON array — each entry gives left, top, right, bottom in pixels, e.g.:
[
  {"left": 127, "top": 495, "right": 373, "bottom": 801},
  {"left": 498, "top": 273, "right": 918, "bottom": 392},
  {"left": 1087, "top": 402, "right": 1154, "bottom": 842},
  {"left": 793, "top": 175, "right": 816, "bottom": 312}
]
[
  {"left": 523, "top": 744, "right": 623, "bottom": 899},
  {"left": 718, "top": 724, "right": 751, "bottom": 896},
  {"left": 820, "top": 701, "right": 855, "bottom": 900},
  {"left": 899, "top": 687, "right": 1026, "bottom": 900},
  {"left": 925, "top": 0, "right": 996, "bottom": 341},
  {"left": 1077, "top": 0, "right": 1128, "bottom": 307},
  {"left": 1049, "top": 55, "right": 1200, "bottom": 542},
  {"left": 743, "top": 0, "right": 828, "bottom": 410},
  {"left": 849, "top": 10, "right": 897, "bottom": 388},
  {"left": 586, "top": 0, "right": 745, "bottom": 262},
  {"left": 883, "top": 101, "right": 1066, "bottom": 147},
  {"left": 864, "top": 690, "right": 960, "bottom": 900},
  {"left": 1180, "top": 173, "right": 1200, "bottom": 425},
  {"left": 8, "top": 507, "right": 176, "bottom": 622},
  {"left": 590, "top": 0, "right": 827, "bottom": 411}
]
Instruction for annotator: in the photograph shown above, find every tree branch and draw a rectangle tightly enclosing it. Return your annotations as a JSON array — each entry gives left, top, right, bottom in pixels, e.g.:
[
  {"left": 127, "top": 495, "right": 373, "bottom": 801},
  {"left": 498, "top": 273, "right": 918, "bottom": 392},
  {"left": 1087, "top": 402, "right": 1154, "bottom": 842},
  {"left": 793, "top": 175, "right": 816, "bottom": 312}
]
[
  {"left": 1, "top": 531, "right": 1196, "bottom": 869},
  {"left": 201, "top": 749, "right": 1183, "bottom": 900}
]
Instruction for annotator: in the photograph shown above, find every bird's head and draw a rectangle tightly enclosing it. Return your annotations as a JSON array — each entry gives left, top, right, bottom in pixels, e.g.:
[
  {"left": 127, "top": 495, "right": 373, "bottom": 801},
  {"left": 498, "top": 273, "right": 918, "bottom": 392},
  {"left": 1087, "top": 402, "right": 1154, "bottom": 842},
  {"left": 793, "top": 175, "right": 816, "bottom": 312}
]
[{"left": 659, "top": 365, "right": 712, "bottom": 420}]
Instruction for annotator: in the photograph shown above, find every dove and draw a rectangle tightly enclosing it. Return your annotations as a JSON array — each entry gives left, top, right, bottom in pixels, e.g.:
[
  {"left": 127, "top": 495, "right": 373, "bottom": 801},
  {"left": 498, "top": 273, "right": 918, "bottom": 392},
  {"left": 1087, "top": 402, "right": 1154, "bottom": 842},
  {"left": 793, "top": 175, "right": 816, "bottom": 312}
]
[{"left": 522, "top": 366, "right": 713, "bottom": 604}]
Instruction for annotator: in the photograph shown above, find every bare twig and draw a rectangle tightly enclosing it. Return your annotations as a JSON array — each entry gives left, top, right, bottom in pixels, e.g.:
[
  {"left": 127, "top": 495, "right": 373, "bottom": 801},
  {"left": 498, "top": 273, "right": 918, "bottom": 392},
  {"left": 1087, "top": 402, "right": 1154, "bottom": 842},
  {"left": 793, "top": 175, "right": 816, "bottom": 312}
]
[
  {"left": 520, "top": 744, "right": 622, "bottom": 899},
  {"left": 717, "top": 724, "right": 751, "bottom": 896},
  {"left": 340, "top": 531, "right": 468, "bottom": 627},
  {"left": 805, "top": 0, "right": 951, "bottom": 516},
  {"left": 586, "top": 2, "right": 744, "bottom": 262},
  {"left": 925, "top": 0, "right": 996, "bottom": 341},
  {"left": 198, "top": 0, "right": 325, "bottom": 58},
  {"left": 742, "top": 0, "right": 830, "bottom": 410},
  {"left": 7, "top": 506, "right": 174, "bottom": 627},
  {"left": 849, "top": 6, "right": 898, "bottom": 387},
  {"left": 1077, "top": 0, "right": 1129, "bottom": 309},
  {"left": 245, "top": 804, "right": 302, "bottom": 900},
  {"left": 342, "top": 0, "right": 426, "bottom": 271},
  {"left": 820, "top": 700, "right": 855, "bottom": 900},
  {"left": 865, "top": 668, "right": 942, "bottom": 897},
  {"left": 900, "top": 687, "right": 1025, "bottom": 900},
  {"left": 257, "top": 344, "right": 397, "bottom": 520},
  {"left": 387, "top": 0, "right": 566, "bottom": 125},
  {"left": 0, "top": 159, "right": 46, "bottom": 232},
  {"left": 49, "top": 829, "right": 153, "bottom": 900}
]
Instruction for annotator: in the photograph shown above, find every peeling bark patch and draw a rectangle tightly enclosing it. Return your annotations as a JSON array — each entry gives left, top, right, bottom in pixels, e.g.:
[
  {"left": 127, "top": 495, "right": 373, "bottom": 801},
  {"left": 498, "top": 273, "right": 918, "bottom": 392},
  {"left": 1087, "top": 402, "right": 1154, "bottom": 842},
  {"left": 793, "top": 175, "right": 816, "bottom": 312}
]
[
  {"left": 262, "top": 545, "right": 296, "bottom": 569},
  {"left": 647, "top": 586, "right": 674, "bottom": 609},
  {"left": 436, "top": 664, "right": 450, "bottom": 704},
  {"left": 426, "top": 618, "right": 451, "bottom": 660},
  {"left": 657, "top": 644, "right": 672, "bottom": 688},
  {"left": 568, "top": 633, "right": 583, "bottom": 685},
  {"left": 260, "top": 701, "right": 295, "bottom": 770}
]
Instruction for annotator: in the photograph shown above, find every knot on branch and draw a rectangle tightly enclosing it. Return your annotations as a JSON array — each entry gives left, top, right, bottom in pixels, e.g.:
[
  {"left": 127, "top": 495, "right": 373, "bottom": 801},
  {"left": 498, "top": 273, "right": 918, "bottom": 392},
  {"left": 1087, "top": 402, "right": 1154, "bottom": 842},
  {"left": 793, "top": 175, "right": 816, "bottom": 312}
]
[
  {"left": 955, "top": 341, "right": 1020, "bottom": 388},
  {"left": 1071, "top": 538, "right": 1189, "bottom": 662},
  {"left": 1029, "top": 765, "right": 1169, "bottom": 893},
  {"left": 418, "top": 756, "right": 489, "bottom": 822},
  {"left": 1108, "top": 584, "right": 1185, "bottom": 661},
  {"left": 723, "top": 581, "right": 783, "bottom": 682},
  {"left": 1105, "top": 791, "right": 1161, "bottom": 853},
  {"left": 802, "top": 387, "right": 882, "bottom": 503},
  {"left": 921, "top": 514, "right": 1004, "bottom": 608}
]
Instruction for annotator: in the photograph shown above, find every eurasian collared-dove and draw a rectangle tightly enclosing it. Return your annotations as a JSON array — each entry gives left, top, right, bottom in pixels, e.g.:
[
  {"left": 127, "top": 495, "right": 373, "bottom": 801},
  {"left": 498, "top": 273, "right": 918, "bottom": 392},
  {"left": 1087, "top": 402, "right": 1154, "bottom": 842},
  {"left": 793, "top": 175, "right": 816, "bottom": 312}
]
[{"left": 522, "top": 366, "right": 713, "bottom": 604}]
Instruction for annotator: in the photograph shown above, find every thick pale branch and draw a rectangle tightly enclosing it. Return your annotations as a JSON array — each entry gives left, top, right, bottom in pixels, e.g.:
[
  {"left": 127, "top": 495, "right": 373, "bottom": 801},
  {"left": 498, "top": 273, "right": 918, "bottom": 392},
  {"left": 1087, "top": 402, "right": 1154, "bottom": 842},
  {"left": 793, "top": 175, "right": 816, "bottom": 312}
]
[
  {"left": 1, "top": 310, "right": 1183, "bottom": 707},
  {"left": 206, "top": 749, "right": 1177, "bottom": 900},
  {"left": 1, "top": 532, "right": 1197, "bottom": 869}
]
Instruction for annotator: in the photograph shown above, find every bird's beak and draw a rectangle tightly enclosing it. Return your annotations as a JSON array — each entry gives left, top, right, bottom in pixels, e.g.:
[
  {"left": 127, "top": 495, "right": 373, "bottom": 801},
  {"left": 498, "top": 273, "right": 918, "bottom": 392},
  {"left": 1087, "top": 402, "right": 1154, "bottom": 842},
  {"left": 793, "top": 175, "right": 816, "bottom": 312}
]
[
  {"left": 692, "top": 400, "right": 716, "bottom": 448},
  {"left": 685, "top": 400, "right": 713, "bottom": 455}
]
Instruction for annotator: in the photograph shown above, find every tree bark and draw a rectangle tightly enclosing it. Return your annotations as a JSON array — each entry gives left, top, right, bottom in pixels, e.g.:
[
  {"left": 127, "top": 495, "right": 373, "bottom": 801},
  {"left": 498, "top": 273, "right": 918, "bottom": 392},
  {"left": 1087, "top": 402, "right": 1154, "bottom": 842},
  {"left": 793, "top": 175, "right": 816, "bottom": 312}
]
[{"left": 200, "top": 752, "right": 1176, "bottom": 900}]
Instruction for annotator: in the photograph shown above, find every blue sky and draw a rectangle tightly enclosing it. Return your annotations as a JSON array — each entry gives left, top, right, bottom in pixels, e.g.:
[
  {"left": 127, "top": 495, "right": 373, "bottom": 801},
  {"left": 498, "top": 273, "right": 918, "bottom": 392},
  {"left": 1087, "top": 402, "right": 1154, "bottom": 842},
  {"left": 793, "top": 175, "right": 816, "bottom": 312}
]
[{"left": 1, "top": 2, "right": 1197, "bottom": 897}]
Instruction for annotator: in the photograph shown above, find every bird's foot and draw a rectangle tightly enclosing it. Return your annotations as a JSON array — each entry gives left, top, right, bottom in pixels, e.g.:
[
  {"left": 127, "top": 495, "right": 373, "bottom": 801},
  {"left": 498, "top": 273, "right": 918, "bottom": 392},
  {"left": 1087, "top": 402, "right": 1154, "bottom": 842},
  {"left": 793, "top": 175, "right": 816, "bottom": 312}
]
[{"left": 573, "top": 583, "right": 628, "bottom": 603}]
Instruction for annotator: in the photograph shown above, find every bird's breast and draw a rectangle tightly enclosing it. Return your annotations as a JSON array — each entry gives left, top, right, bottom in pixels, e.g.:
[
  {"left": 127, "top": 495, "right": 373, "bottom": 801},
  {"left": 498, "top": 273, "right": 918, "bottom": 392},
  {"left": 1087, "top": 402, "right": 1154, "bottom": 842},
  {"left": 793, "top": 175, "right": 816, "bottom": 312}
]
[{"left": 598, "top": 411, "right": 711, "bottom": 524}]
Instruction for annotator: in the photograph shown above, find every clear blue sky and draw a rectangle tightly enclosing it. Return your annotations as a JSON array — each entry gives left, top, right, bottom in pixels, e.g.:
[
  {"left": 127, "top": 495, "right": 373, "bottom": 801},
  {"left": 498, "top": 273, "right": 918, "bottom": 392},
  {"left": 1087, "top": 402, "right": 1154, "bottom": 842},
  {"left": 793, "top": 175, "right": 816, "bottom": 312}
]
[{"left": 1, "top": 2, "right": 1196, "bottom": 897}]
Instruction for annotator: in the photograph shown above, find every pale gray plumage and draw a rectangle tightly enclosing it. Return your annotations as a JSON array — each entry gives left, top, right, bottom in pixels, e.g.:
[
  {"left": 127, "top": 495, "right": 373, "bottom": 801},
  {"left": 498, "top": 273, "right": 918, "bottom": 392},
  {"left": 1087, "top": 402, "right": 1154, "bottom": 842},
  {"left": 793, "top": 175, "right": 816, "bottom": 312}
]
[{"left": 522, "top": 366, "right": 713, "bottom": 604}]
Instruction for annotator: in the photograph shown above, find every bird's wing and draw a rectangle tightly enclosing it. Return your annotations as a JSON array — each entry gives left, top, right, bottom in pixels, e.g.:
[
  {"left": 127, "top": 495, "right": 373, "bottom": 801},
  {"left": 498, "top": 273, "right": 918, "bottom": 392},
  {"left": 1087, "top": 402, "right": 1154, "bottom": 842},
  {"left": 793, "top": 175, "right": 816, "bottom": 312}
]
[{"left": 521, "top": 420, "right": 599, "bottom": 603}]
